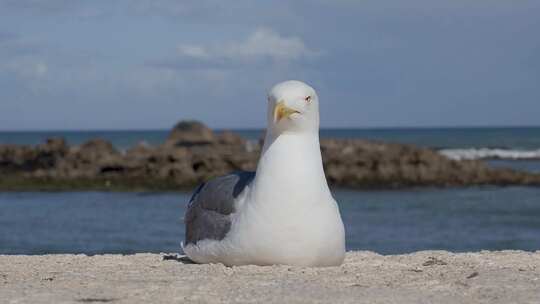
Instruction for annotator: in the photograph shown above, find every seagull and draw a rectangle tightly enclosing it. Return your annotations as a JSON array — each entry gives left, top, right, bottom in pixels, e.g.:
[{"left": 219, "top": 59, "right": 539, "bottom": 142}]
[{"left": 182, "top": 80, "right": 345, "bottom": 267}]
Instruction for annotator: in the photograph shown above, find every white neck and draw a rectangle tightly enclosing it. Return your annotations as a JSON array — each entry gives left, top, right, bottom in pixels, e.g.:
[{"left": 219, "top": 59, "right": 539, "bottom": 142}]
[{"left": 250, "top": 129, "right": 331, "bottom": 206}]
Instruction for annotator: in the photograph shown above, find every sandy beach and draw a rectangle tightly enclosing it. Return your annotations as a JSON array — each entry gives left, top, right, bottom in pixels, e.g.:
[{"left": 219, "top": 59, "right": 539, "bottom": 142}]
[{"left": 1, "top": 251, "right": 539, "bottom": 304}]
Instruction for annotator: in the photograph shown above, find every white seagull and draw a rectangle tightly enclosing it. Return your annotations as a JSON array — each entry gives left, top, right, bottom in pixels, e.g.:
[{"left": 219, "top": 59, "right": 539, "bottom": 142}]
[{"left": 182, "top": 80, "right": 346, "bottom": 267}]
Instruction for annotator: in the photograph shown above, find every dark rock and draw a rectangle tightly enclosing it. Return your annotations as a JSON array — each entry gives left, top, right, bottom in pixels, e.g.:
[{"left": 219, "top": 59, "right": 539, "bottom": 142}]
[
  {"left": 38, "top": 138, "right": 68, "bottom": 155},
  {"left": 217, "top": 130, "right": 245, "bottom": 146},
  {"left": 0, "top": 144, "right": 37, "bottom": 172},
  {"left": 125, "top": 142, "right": 155, "bottom": 162},
  {"left": 0, "top": 138, "right": 69, "bottom": 172},
  {"left": 78, "top": 139, "right": 118, "bottom": 161},
  {"left": 165, "top": 120, "right": 215, "bottom": 147},
  {"left": 34, "top": 138, "right": 69, "bottom": 169}
]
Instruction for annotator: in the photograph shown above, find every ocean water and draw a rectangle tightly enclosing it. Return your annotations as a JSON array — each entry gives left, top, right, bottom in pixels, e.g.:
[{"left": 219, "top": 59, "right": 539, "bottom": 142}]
[
  {"left": 1, "top": 127, "right": 540, "bottom": 149},
  {"left": 0, "top": 127, "right": 539, "bottom": 255},
  {"left": 0, "top": 188, "right": 539, "bottom": 255}
]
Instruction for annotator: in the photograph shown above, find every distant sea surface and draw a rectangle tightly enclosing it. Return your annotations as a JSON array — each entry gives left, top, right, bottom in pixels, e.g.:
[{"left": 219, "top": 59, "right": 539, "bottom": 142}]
[
  {"left": 1, "top": 127, "right": 539, "bottom": 255},
  {"left": 2, "top": 127, "right": 540, "bottom": 150}
]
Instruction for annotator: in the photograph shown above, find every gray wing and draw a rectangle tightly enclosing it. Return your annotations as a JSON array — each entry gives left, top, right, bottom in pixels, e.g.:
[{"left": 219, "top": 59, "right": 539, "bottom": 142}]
[{"left": 184, "top": 171, "right": 255, "bottom": 246}]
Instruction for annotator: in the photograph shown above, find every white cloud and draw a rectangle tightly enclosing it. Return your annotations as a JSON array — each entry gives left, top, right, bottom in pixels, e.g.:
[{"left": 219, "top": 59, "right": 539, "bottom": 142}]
[
  {"left": 0, "top": 33, "right": 48, "bottom": 79},
  {"left": 177, "top": 45, "right": 211, "bottom": 59},
  {"left": 1, "top": 60, "right": 48, "bottom": 78},
  {"left": 223, "top": 28, "right": 315, "bottom": 60},
  {"left": 34, "top": 62, "right": 47, "bottom": 76},
  {"left": 176, "top": 28, "right": 318, "bottom": 63}
]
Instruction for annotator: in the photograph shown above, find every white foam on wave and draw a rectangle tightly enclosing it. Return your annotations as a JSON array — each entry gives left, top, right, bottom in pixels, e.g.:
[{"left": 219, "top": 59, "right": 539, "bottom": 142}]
[{"left": 439, "top": 148, "right": 540, "bottom": 161}]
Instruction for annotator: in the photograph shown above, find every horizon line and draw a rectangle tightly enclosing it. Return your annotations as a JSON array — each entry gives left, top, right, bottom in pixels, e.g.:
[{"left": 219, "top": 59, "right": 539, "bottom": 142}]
[{"left": 1, "top": 125, "right": 540, "bottom": 133}]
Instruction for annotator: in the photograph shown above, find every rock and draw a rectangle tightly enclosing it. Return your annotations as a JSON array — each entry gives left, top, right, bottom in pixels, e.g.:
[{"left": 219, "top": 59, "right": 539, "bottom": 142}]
[
  {"left": 217, "top": 130, "right": 245, "bottom": 146},
  {"left": 33, "top": 138, "right": 69, "bottom": 169},
  {"left": 1, "top": 126, "right": 540, "bottom": 190},
  {"left": 38, "top": 138, "right": 68, "bottom": 155},
  {"left": 78, "top": 139, "right": 118, "bottom": 161},
  {"left": 0, "top": 138, "right": 68, "bottom": 172},
  {"left": 0, "top": 145, "right": 36, "bottom": 171},
  {"left": 126, "top": 142, "right": 155, "bottom": 161},
  {"left": 165, "top": 120, "right": 215, "bottom": 147},
  {"left": 320, "top": 138, "right": 540, "bottom": 188},
  {"left": 53, "top": 139, "right": 120, "bottom": 178}
]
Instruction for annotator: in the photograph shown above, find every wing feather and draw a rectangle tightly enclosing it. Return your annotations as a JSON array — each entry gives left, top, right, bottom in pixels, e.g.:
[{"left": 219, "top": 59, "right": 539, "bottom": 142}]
[{"left": 184, "top": 171, "right": 254, "bottom": 245}]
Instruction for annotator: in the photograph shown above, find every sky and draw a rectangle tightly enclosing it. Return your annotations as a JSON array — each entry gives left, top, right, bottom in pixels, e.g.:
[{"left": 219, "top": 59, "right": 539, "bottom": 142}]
[{"left": 0, "top": 0, "right": 539, "bottom": 130}]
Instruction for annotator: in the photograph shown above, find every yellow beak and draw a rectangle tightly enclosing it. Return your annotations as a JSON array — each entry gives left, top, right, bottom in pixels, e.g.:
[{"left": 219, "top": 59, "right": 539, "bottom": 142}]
[{"left": 274, "top": 101, "right": 299, "bottom": 122}]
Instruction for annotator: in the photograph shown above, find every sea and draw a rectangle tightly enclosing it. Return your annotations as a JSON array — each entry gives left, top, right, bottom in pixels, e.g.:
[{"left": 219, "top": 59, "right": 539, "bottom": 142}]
[{"left": 1, "top": 127, "right": 539, "bottom": 255}]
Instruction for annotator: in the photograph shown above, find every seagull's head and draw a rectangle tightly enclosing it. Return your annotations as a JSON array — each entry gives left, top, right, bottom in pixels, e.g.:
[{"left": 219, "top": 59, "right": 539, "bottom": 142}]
[{"left": 267, "top": 80, "right": 320, "bottom": 135}]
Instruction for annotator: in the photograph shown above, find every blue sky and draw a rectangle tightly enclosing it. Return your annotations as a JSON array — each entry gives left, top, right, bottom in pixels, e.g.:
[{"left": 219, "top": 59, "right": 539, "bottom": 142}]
[{"left": 1, "top": 0, "right": 539, "bottom": 130}]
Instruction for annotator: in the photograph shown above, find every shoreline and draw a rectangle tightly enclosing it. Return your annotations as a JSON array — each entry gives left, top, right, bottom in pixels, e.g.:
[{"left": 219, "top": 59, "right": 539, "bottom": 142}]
[{"left": 2, "top": 251, "right": 539, "bottom": 303}]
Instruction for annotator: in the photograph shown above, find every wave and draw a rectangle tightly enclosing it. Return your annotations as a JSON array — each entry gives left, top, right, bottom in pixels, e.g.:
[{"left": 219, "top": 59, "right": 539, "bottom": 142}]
[{"left": 438, "top": 148, "right": 540, "bottom": 161}]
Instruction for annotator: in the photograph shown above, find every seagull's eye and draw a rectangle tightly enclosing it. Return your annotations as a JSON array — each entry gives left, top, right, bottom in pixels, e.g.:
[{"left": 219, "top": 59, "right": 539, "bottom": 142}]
[{"left": 305, "top": 96, "right": 312, "bottom": 103}]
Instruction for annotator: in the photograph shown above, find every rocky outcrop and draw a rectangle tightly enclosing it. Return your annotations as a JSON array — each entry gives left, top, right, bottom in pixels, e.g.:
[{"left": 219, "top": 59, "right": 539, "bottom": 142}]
[
  {"left": 165, "top": 121, "right": 216, "bottom": 147},
  {"left": 1, "top": 121, "right": 539, "bottom": 190},
  {"left": 165, "top": 121, "right": 245, "bottom": 148},
  {"left": 320, "top": 139, "right": 540, "bottom": 188}
]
